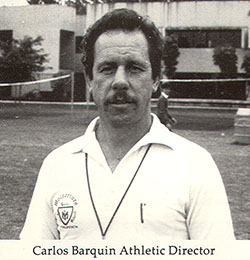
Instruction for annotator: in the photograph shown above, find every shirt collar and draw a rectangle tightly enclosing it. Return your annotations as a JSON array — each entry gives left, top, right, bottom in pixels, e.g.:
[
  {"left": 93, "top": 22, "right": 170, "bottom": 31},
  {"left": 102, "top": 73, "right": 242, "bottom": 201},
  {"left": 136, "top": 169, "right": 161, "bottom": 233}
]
[
  {"left": 132, "top": 113, "right": 174, "bottom": 151},
  {"left": 70, "top": 117, "right": 99, "bottom": 154},
  {"left": 72, "top": 114, "right": 176, "bottom": 154}
]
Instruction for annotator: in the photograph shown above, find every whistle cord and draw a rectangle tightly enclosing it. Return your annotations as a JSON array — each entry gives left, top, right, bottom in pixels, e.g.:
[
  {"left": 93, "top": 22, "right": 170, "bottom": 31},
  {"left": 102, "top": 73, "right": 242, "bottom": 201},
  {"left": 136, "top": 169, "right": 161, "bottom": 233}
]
[{"left": 85, "top": 143, "right": 152, "bottom": 239}]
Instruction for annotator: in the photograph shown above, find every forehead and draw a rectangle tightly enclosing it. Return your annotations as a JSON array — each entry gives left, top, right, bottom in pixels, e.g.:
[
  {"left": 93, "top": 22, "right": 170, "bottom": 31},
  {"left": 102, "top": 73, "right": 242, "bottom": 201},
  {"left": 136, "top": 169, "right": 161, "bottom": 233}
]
[{"left": 93, "top": 29, "right": 150, "bottom": 63}]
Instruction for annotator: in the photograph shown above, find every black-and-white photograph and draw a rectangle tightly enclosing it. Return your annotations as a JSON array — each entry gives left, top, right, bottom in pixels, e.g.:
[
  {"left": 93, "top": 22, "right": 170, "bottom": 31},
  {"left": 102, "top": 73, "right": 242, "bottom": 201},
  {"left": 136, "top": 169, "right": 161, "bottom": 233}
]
[{"left": 0, "top": 0, "right": 249, "bottom": 255}]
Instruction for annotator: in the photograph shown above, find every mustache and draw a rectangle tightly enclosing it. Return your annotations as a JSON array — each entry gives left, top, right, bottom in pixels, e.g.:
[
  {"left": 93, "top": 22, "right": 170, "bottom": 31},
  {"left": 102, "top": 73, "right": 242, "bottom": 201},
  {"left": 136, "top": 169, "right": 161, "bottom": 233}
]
[{"left": 105, "top": 91, "right": 136, "bottom": 104}]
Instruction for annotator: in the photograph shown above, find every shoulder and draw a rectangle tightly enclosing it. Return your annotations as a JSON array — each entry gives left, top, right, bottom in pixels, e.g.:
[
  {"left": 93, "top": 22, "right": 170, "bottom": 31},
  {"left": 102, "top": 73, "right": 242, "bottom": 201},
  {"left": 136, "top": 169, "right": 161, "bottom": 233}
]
[
  {"left": 168, "top": 133, "right": 219, "bottom": 181},
  {"left": 44, "top": 134, "right": 87, "bottom": 163},
  {"left": 36, "top": 134, "right": 88, "bottom": 183},
  {"left": 151, "top": 115, "right": 209, "bottom": 156},
  {"left": 163, "top": 131, "right": 216, "bottom": 173},
  {"left": 158, "top": 127, "right": 209, "bottom": 156},
  {"left": 171, "top": 132, "right": 206, "bottom": 152},
  {"left": 175, "top": 132, "right": 212, "bottom": 161},
  {"left": 40, "top": 117, "right": 98, "bottom": 173}
]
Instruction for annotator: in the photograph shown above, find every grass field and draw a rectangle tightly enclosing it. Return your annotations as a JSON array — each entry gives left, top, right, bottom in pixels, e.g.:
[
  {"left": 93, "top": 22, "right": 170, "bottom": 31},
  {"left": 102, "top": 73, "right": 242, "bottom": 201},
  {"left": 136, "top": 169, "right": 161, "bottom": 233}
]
[{"left": 0, "top": 102, "right": 249, "bottom": 240}]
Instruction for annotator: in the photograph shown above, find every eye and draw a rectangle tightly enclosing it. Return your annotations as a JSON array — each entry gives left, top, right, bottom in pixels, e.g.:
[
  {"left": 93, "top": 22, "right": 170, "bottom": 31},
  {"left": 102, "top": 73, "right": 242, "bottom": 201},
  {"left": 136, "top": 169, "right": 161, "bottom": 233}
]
[
  {"left": 128, "top": 64, "right": 144, "bottom": 74},
  {"left": 99, "top": 65, "right": 115, "bottom": 74}
]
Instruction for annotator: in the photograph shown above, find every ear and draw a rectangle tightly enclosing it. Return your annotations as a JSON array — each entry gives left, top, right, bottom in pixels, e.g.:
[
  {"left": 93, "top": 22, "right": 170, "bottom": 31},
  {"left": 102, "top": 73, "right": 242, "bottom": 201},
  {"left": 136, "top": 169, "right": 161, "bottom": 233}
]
[{"left": 152, "top": 78, "right": 160, "bottom": 93}]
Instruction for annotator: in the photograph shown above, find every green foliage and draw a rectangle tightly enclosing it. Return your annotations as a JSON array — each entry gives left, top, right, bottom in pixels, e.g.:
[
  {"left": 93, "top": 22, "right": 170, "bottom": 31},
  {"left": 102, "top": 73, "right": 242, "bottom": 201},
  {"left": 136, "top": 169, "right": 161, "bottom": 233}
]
[
  {"left": 0, "top": 36, "right": 49, "bottom": 83},
  {"left": 213, "top": 44, "right": 238, "bottom": 78},
  {"left": 162, "top": 35, "right": 180, "bottom": 79},
  {"left": 241, "top": 52, "right": 250, "bottom": 76}
]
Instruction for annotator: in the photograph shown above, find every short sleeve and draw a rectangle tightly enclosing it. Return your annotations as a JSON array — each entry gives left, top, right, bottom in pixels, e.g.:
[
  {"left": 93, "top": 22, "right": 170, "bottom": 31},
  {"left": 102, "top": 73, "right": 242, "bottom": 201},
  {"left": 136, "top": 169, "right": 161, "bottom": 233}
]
[
  {"left": 20, "top": 156, "right": 60, "bottom": 240},
  {"left": 186, "top": 149, "right": 235, "bottom": 240}
]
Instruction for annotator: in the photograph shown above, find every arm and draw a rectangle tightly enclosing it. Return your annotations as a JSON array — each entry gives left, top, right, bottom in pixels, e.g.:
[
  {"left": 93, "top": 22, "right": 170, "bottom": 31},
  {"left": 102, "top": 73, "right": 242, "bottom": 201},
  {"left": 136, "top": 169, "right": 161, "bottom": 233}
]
[
  {"left": 20, "top": 157, "right": 60, "bottom": 240},
  {"left": 186, "top": 150, "right": 235, "bottom": 240}
]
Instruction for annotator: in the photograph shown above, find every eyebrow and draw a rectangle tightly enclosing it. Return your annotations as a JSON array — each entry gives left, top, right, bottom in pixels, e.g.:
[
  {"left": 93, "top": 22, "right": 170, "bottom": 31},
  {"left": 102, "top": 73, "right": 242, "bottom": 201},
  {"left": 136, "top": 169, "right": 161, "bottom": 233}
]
[
  {"left": 96, "top": 61, "right": 117, "bottom": 70},
  {"left": 126, "top": 60, "right": 148, "bottom": 68},
  {"left": 96, "top": 59, "right": 149, "bottom": 70}
]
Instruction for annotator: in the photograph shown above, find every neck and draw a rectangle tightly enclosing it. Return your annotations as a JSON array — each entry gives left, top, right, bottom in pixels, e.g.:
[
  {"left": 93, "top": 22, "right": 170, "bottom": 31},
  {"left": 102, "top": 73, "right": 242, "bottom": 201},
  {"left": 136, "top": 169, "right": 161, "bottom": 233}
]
[
  {"left": 98, "top": 114, "right": 152, "bottom": 146},
  {"left": 96, "top": 114, "right": 152, "bottom": 171}
]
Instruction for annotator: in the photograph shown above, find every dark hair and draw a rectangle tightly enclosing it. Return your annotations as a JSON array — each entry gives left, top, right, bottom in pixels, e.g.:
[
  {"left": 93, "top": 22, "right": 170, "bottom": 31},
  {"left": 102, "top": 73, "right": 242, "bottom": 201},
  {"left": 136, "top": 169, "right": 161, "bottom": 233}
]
[{"left": 81, "top": 8, "right": 163, "bottom": 81}]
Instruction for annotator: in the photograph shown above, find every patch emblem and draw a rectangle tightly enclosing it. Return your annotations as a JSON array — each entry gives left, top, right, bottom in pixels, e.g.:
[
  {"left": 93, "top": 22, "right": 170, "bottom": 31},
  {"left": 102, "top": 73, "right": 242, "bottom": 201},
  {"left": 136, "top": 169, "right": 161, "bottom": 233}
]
[
  {"left": 54, "top": 193, "right": 78, "bottom": 229},
  {"left": 58, "top": 206, "right": 74, "bottom": 225}
]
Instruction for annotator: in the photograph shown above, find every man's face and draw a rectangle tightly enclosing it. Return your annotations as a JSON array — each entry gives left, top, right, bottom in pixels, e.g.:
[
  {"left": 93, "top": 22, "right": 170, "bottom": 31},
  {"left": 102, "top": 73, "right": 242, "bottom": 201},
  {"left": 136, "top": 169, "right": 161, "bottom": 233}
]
[{"left": 88, "top": 29, "right": 158, "bottom": 127}]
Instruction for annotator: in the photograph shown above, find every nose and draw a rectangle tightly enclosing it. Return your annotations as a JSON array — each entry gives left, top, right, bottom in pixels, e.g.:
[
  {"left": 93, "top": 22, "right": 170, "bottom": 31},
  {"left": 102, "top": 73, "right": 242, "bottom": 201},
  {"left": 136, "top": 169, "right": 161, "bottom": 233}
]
[{"left": 112, "top": 66, "right": 129, "bottom": 90}]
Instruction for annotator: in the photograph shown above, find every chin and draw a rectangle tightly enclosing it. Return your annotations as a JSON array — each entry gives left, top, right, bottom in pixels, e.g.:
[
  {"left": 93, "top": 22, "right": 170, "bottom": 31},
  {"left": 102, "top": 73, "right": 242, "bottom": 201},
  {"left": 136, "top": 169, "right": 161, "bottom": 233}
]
[{"left": 108, "top": 114, "right": 138, "bottom": 128}]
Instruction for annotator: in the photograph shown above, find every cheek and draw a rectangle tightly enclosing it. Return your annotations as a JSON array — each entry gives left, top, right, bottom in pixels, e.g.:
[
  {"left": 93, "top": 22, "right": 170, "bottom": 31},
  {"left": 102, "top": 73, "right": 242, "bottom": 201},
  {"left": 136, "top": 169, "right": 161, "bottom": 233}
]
[
  {"left": 92, "top": 76, "right": 111, "bottom": 92},
  {"left": 92, "top": 89, "right": 100, "bottom": 103},
  {"left": 92, "top": 86, "right": 106, "bottom": 105},
  {"left": 139, "top": 83, "right": 154, "bottom": 98}
]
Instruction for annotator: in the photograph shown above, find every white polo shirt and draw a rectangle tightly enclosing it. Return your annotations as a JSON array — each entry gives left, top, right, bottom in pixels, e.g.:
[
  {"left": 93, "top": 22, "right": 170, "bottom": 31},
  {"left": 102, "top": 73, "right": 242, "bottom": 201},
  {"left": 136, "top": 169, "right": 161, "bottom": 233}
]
[{"left": 20, "top": 114, "right": 235, "bottom": 240}]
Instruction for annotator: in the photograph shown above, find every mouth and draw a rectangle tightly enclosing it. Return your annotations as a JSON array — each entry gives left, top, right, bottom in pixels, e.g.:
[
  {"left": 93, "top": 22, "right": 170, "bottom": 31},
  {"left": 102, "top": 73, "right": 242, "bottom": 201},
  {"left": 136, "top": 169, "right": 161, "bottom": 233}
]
[
  {"left": 110, "top": 100, "right": 132, "bottom": 105},
  {"left": 106, "top": 93, "right": 135, "bottom": 106},
  {"left": 108, "top": 102, "right": 132, "bottom": 109},
  {"left": 106, "top": 99, "right": 135, "bottom": 111}
]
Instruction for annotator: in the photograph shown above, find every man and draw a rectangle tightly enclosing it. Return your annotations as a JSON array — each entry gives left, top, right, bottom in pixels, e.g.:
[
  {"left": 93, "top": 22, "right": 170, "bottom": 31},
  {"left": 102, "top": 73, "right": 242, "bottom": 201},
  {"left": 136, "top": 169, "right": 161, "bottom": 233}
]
[
  {"left": 157, "top": 86, "right": 177, "bottom": 130},
  {"left": 20, "top": 8, "right": 235, "bottom": 240}
]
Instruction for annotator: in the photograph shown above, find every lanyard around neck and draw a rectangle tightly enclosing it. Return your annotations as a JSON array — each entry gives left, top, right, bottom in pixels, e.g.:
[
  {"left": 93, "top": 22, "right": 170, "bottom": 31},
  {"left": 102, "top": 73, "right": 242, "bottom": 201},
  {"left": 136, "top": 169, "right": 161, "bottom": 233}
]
[{"left": 85, "top": 143, "right": 152, "bottom": 239}]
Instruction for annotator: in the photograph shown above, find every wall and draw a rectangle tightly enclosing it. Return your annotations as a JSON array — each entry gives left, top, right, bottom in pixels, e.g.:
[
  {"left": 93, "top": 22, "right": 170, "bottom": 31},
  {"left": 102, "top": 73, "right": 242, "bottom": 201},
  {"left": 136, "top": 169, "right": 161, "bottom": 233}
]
[
  {"left": 178, "top": 48, "right": 248, "bottom": 74},
  {"left": 86, "top": 1, "right": 250, "bottom": 74},
  {"left": 0, "top": 5, "right": 76, "bottom": 73},
  {"left": 0, "top": 5, "right": 78, "bottom": 97},
  {"left": 86, "top": 1, "right": 250, "bottom": 29},
  {"left": 75, "top": 12, "right": 87, "bottom": 36},
  {"left": 1, "top": 2, "right": 250, "bottom": 100}
]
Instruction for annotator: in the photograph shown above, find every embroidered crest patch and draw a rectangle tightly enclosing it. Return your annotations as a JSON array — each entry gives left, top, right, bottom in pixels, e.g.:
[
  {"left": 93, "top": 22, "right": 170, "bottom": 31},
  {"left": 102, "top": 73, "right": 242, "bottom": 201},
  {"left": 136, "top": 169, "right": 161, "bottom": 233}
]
[
  {"left": 54, "top": 193, "right": 78, "bottom": 229},
  {"left": 58, "top": 206, "right": 73, "bottom": 225}
]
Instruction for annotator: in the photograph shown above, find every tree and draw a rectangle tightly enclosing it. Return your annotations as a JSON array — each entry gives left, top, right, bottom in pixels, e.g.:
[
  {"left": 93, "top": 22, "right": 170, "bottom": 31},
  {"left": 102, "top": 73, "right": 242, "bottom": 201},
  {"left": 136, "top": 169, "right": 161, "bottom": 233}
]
[
  {"left": 43, "top": 0, "right": 58, "bottom": 3},
  {"left": 27, "top": 0, "right": 88, "bottom": 14},
  {"left": 213, "top": 44, "right": 238, "bottom": 78},
  {"left": 241, "top": 52, "right": 250, "bottom": 76},
  {"left": 27, "top": 0, "right": 40, "bottom": 3},
  {"left": 0, "top": 36, "right": 49, "bottom": 83},
  {"left": 65, "top": 0, "right": 88, "bottom": 15},
  {"left": 162, "top": 35, "right": 180, "bottom": 79}
]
